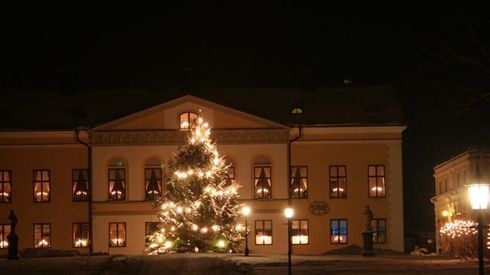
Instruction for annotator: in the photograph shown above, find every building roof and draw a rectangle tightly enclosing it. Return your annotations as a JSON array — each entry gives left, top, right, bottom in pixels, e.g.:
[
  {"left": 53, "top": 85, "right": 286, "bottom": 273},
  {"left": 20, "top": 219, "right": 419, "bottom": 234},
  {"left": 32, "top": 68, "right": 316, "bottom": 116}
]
[{"left": 0, "top": 85, "right": 405, "bottom": 130}]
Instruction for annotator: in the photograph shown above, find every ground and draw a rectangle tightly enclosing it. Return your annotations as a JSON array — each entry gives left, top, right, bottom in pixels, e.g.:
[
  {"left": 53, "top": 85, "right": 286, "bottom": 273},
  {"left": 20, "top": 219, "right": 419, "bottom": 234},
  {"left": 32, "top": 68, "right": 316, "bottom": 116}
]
[{"left": 0, "top": 254, "right": 484, "bottom": 274}]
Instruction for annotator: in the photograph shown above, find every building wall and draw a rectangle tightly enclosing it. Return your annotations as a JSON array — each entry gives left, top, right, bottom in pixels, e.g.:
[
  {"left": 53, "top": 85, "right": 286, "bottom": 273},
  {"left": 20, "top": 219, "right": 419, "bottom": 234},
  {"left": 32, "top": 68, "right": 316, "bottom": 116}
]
[{"left": 0, "top": 140, "right": 89, "bottom": 253}]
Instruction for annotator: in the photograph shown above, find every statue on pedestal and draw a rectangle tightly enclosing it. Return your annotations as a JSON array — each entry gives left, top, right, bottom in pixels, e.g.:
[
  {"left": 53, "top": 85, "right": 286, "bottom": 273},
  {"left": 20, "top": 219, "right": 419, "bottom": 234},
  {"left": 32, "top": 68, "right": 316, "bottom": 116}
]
[{"left": 7, "top": 210, "right": 19, "bottom": 260}]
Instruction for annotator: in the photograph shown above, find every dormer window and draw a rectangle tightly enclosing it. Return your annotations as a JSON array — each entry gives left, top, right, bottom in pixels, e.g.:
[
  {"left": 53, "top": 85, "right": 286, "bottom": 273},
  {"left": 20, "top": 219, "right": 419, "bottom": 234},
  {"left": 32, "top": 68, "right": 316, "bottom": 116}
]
[{"left": 180, "top": 112, "right": 198, "bottom": 130}]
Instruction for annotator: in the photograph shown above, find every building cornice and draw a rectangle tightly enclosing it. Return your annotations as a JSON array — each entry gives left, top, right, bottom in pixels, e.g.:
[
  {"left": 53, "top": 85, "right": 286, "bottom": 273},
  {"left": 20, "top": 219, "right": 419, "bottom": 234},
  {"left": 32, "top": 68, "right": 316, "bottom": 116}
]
[{"left": 92, "top": 129, "right": 290, "bottom": 145}]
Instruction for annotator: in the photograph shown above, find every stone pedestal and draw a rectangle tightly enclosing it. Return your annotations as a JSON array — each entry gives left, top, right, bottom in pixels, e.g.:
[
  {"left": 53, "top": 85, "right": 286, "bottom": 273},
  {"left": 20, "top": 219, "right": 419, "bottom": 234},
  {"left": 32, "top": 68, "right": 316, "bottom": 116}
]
[
  {"left": 7, "top": 232, "right": 19, "bottom": 260},
  {"left": 361, "top": 231, "right": 375, "bottom": 257}
]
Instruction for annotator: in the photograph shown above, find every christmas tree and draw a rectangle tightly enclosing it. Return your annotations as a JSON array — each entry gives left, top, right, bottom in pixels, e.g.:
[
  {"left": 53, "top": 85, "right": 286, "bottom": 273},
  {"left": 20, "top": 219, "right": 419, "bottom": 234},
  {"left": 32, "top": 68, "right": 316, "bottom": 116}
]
[{"left": 147, "top": 116, "right": 243, "bottom": 254}]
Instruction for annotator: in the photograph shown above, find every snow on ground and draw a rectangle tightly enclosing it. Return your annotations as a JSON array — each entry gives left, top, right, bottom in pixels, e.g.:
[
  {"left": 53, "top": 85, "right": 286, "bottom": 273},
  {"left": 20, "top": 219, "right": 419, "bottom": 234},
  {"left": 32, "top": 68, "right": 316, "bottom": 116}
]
[{"left": 0, "top": 253, "right": 485, "bottom": 274}]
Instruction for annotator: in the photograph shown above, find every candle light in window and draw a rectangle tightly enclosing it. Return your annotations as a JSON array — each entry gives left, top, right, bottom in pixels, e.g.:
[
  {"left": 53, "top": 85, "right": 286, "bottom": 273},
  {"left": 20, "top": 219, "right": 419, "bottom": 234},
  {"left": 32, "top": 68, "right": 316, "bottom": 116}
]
[
  {"left": 332, "top": 187, "right": 344, "bottom": 192},
  {"left": 38, "top": 239, "right": 49, "bottom": 247},
  {"left": 181, "top": 121, "right": 189, "bottom": 129},
  {"left": 256, "top": 235, "right": 272, "bottom": 244},
  {"left": 74, "top": 239, "right": 88, "bottom": 247},
  {"left": 0, "top": 240, "right": 8, "bottom": 248},
  {"left": 292, "top": 235, "right": 308, "bottom": 244},
  {"left": 0, "top": 192, "right": 10, "bottom": 197},
  {"left": 256, "top": 188, "right": 270, "bottom": 194},
  {"left": 370, "top": 186, "right": 384, "bottom": 192}
]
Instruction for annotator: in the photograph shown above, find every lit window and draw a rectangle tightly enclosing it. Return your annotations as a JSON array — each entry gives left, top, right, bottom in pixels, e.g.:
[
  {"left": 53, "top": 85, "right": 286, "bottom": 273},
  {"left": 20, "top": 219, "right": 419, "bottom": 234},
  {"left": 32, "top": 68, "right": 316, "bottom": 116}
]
[
  {"left": 179, "top": 112, "right": 198, "bottom": 130},
  {"left": 226, "top": 164, "right": 235, "bottom": 185},
  {"left": 330, "top": 165, "right": 347, "bottom": 198},
  {"left": 34, "top": 223, "right": 51, "bottom": 248},
  {"left": 0, "top": 224, "right": 11, "bottom": 248},
  {"left": 368, "top": 165, "right": 385, "bottom": 197},
  {"left": 254, "top": 166, "right": 272, "bottom": 199},
  {"left": 72, "top": 169, "right": 89, "bottom": 202},
  {"left": 255, "top": 220, "right": 272, "bottom": 245},
  {"left": 145, "top": 222, "right": 159, "bottom": 247},
  {"left": 291, "top": 219, "right": 308, "bottom": 245},
  {"left": 371, "top": 219, "right": 386, "bottom": 243},
  {"left": 145, "top": 168, "right": 162, "bottom": 201},
  {"left": 109, "top": 168, "right": 126, "bottom": 201},
  {"left": 290, "top": 107, "right": 303, "bottom": 115},
  {"left": 330, "top": 219, "right": 348, "bottom": 244},
  {"left": 109, "top": 222, "right": 126, "bottom": 247},
  {"left": 33, "top": 170, "right": 50, "bottom": 202},
  {"left": 0, "top": 170, "right": 12, "bottom": 203},
  {"left": 290, "top": 166, "right": 308, "bottom": 199},
  {"left": 72, "top": 223, "right": 89, "bottom": 248}
]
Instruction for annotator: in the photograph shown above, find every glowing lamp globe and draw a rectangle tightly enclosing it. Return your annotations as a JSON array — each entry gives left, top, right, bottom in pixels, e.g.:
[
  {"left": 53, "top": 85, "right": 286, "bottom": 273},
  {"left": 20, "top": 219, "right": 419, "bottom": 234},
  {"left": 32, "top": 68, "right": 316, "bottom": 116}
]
[
  {"left": 468, "top": 184, "right": 489, "bottom": 210},
  {"left": 284, "top": 207, "right": 294, "bottom": 219},
  {"left": 242, "top": 206, "right": 251, "bottom": 217}
]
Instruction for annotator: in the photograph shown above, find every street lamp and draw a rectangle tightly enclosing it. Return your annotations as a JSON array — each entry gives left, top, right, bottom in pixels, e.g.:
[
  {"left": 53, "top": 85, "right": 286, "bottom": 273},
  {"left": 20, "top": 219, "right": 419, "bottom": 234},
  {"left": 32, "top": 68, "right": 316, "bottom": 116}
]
[
  {"left": 284, "top": 207, "right": 294, "bottom": 275},
  {"left": 467, "top": 163, "right": 488, "bottom": 275},
  {"left": 242, "top": 206, "right": 251, "bottom": 256}
]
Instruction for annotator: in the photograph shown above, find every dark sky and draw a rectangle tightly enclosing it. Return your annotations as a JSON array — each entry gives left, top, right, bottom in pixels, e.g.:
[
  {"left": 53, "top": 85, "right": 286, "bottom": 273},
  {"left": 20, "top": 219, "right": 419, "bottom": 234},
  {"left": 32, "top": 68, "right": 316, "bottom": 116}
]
[{"left": 1, "top": 2, "right": 490, "bottom": 235}]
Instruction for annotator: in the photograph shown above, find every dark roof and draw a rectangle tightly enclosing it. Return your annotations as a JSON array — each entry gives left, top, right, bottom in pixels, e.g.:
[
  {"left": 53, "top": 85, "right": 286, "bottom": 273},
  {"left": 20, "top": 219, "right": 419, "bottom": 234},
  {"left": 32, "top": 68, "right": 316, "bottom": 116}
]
[{"left": 0, "top": 86, "right": 405, "bottom": 130}]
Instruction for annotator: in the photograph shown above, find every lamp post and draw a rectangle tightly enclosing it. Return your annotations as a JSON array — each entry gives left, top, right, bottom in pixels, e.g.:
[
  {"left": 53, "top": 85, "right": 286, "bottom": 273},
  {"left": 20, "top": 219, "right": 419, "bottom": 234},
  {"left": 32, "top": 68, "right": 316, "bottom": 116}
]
[
  {"left": 467, "top": 163, "right": 488, "bottom": 275},
  {"left": 284, "top": 207, "right": 294, "bottom": 275},
  {"left": 242, "top": 206, "right": 251, "bottom": 256}
]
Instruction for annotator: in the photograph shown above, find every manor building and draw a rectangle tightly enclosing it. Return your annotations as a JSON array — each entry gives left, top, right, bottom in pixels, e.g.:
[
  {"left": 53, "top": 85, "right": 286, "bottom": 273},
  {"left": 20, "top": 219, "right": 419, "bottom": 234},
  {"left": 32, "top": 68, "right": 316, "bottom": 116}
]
[
  {"left": 0, "top": 87, "right": 405, "bottom": 255},
  {"left": 431, "top": 147, "right": 490, "bottom": 254}
]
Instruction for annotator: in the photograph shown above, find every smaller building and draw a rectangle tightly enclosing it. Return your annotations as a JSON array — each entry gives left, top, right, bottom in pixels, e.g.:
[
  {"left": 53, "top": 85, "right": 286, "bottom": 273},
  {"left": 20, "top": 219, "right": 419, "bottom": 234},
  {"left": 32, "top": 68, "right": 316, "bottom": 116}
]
[{"left": 431, "top": 147, "right": 490, "bottom": 255}]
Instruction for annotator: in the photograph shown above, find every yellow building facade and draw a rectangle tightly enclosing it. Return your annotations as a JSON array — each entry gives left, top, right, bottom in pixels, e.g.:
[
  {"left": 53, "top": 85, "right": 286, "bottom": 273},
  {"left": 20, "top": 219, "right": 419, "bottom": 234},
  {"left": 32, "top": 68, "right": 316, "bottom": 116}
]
[{"left": 0, "top": 92, "right": 405, "bottom": 255}]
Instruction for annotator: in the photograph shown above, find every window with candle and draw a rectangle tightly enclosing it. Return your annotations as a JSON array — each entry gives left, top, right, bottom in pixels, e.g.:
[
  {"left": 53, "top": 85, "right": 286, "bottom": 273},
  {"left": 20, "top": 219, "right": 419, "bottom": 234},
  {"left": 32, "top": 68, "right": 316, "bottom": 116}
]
[
  {"left": 329, "top": 165, "right": 347, "bottom": 198},
  {"left": 255, "top": 220, "right": 272, "bottom": 245},
  {"left": 368, "top": 165, "right": 385, "bottom": 198},
  {"left": 33, "top": 170, "right": 50, "bottom": 202},
  {"left": 109, "top": 222, "right": 126, "bottom": 247},
  {"left": 34, "top": 223, "right": 51, "bottom": 248},
  {"left": 72, "top": 169, "right": 89, "bottom": 202},
  {"left": 72, "top": 223, "right": 89, "bottom": 248},
  {"left": 290, "top": 166, "right": 308, "bottom": 199},
  {"left": 179, "top": 112, "right": 198, "bottom": 130},
  {"left": 371, "top": 218, "right": 387, "bottom": 243},
  {"left": 108, "top": 159, "right": 126, "bottom": 201},
  {"left": 291, "top": 219, "right": 309, "bottom": 245},
  {"left": 0, "top": 170, "right": 12, "bottom": 203},
  {"left": 0, "top": 224, "right": 10, "bottom": 248},
  {"left": 145, "top": 163, "right": 162, "bottom": 201},
  {"left": 330, "top": 219, "right": 348, "bottom": 244}
]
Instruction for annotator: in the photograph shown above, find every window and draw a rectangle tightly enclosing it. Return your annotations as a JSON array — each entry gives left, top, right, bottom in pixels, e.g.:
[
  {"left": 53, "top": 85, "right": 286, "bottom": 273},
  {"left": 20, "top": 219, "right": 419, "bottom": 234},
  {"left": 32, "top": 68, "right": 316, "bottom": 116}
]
[
  {"left": 329, "top": 165, "right": 347, "bottom": 198},
  {"left": 371, "top": 219, "right": 386, "bottom": 243},
  {"left": 34, "top": 223, "right": 51, "bottom": 248},
  {"left": 254, "top": 166, "right": 272, "bottom": 199},
  {"left": 109, "top": 168, "right": 126, "bottom": 201},
  {"left": 72, "top": 223, "right": 89, "bottom": 247},
  {"left": 72, "top": 169, "right": 89, "bottom": 202},
  {"left": 290, "top": 166, "right": 308, "bottom": 199},
  {"left": 0, "top": 170, "right": 12, "bottom": 203},
  {"left": 33, "top": 170, "right": 50, "bottom": 202},
  {"left": 255, "top": 220, "right": 272, "bottom": 245},
  {"left": 145, "top": 168, "right": 162, "bottom": 200},
  {"left": 226, "top": 164, "right": 235, "bottom": 185},
  {"left": 330, "top": 219, "right": 348, "bottom": 244},
  {"left": 145, "top": 222, "right": 159, "bottom": 247},
  {"left": 109, "top": 222, "right": 126, "bottom": 247},
  {"left": 179, "top": 112, "right": 198, "bottom": 129},
  {"left": 291, "top": 219, "right": 309, "bottom": 245},
  {"left": 368, "top": 165, "right": 385, "bottom": 198},
  {"left": 0, "top": 224, "right": 11, "bottom": 248}
]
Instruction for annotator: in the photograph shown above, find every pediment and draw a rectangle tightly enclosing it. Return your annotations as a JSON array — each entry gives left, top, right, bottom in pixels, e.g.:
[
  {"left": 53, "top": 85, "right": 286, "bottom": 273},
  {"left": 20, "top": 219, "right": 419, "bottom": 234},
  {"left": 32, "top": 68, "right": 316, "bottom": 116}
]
[{"left": 94, "top": 95, "right": 287, "bottom": 131}]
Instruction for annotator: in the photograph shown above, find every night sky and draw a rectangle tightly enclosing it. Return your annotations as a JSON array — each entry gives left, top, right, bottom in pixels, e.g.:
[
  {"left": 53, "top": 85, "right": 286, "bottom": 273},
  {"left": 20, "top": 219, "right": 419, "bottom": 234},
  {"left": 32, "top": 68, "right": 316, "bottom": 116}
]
[{"left": 1, "top": 2, "right": 490, "bottom": 235}]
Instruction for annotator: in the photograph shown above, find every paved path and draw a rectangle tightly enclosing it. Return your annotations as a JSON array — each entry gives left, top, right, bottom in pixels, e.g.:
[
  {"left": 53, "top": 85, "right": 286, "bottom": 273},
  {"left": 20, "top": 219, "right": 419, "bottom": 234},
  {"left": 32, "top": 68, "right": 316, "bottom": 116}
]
[{"left": 0, "top": 254, "right": 485, "bottom": 274}]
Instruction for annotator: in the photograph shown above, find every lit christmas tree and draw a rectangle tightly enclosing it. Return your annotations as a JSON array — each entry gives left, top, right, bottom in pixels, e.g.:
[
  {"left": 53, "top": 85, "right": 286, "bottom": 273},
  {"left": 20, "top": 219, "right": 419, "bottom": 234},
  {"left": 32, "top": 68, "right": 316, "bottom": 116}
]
[{"left": 147, "top": 116, "right": 243, "bottom": 254}]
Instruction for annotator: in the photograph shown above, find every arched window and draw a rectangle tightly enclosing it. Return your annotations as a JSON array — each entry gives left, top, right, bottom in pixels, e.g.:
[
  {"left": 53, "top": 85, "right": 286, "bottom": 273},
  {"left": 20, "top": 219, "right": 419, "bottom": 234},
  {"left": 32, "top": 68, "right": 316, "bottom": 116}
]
[
  {"left": 179, "top": 112, "right": 198, "bottom": 130},
  {"left": 254, "top": 157, "right": 272, "bottom": 199},
  {"left": 145, "top": 158, "right": 163, "bottom": 200},
  {"left": 108, "top": 158, "right": 126, "bottom": 201}
]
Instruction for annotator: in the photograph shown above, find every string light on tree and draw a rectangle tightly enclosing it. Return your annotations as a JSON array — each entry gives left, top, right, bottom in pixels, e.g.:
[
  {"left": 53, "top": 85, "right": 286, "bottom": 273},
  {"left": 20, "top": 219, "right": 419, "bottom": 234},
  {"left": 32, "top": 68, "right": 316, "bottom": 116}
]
[{"left": 146, "top": 114, "right": 244, "bottom": 254}]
